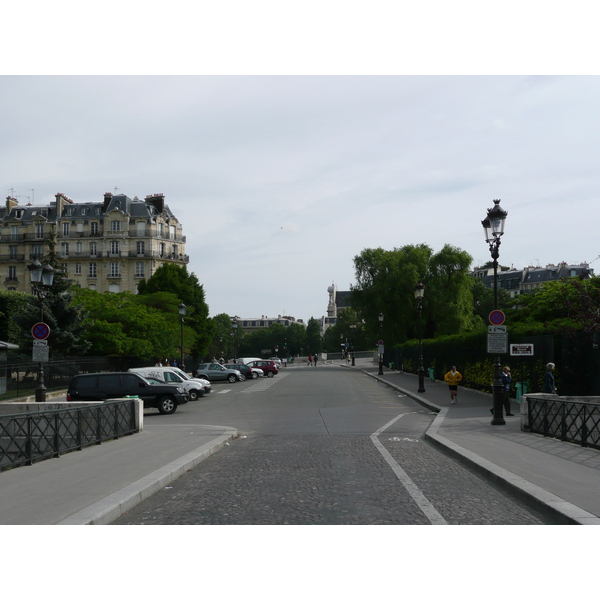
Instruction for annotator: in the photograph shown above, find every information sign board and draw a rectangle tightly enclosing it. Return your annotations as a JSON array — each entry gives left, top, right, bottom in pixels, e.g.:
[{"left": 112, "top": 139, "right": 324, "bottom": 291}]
[
  {"left": 487, "top": 333, "right": 508, "bottom": 354},
  {"left": 510, "top": 344, "right": 534, "bottom": 356}
]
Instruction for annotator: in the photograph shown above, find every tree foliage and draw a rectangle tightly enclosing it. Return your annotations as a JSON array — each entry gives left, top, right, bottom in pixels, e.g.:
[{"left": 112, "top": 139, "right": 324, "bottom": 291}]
[
  {"left": 72, "top": 288, "right": 193, "bottom": 359},
  {"left": 137, "top": 263, "right": 213, "bottom": 357},
  {"left": 351, "top": 243, "right": 478, "bottom": 346}
]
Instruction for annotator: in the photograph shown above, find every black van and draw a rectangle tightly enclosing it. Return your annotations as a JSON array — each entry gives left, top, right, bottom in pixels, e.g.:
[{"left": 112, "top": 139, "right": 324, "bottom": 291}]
[{"left": 67, "top": 372, "right": 189, "bottom": 414}]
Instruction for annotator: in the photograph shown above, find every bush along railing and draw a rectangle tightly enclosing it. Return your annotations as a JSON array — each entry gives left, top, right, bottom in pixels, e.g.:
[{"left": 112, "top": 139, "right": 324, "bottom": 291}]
[
  {"left": 0, "top": 400, "right": 138, "bottom": 471},
  {"left": 526, "top": 396, "right": 600, "bottom": 450}
]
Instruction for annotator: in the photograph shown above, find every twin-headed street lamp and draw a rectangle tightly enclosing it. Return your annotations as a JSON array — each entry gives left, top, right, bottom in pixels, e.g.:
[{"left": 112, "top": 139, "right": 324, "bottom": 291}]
[
  {"left": 414, "top": 282, "right": 425, "bottom": 393},
  {"left": 482, "top": 199, "right": 508, "bottom": 426},
  {"left": 27, "top": 259, "right": 55, "bottom": 402}
]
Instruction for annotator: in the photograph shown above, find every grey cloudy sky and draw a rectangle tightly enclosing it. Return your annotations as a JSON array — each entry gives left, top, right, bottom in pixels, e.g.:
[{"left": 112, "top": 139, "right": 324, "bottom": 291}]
[{"left": 2, "top": 75, "right": 599, "bottom": 322}]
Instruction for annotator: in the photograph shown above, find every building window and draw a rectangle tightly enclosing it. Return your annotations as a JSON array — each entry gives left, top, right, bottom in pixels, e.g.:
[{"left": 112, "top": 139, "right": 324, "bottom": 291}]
[
  {"left": 9, "top": 246, "right": 17, "bottom": 259},
  {"left": 61, "top": 243, "right": 69, "bottom": 257},
  {"left": 75, "top": 263, "right": 82, "bottom": 275},
  {"left": 136, "top": 241, "right": 145, "bottom": 255},
  {"left": 89, "top": 242, "right": 97, "bottom": 257},
  {"left": 158, "top": 223, "right": 164, "bottom": 237},
  {"left": 159, "top": 243, "right": 165, "bottom": 257},
  {"left": 8, "top": 266, "right": 16, "bottom": 280},
  {"left": 11, "top": 226, "right": 19, "bottom": 241},
  {"left": 136, "top": 221, "right": 146, "bottom": 236},
  {"left": 109, "top": 262, "right": 120, "bottom": 277},
  {"left": 88, "top": 263, "right": 97, "bottom": 278},
  {"left": 76, "top": 242, "right": 83, "bottom": 255},
  {"left": 135, "top": 262, "right": 144, "bottom": 277},
  {"left": 35, "top": 224, "right": 44, "bottom": 239},
  {"left": 172, "top": 244, "right": 177, "bottom": 256},
  {"left": 110, "top": 241, "right": 120, "bottom": 255},
  {"left": 111, "top": 220, "right": 121, "bottom": 232},
  {"left": 32, "top": 245, "right": 43, "bottom": 258},
  {"left": 90, "top": 222, "right": 99, "bottom": 235},
  {"left": 63, "top": 222, "right": 70, "bottom": 237}
]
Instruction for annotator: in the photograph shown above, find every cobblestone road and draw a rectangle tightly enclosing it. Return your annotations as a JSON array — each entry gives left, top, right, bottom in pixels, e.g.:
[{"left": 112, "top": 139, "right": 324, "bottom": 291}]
[{"left": 114, "top": 368, "right": 552, "bottom": 525}]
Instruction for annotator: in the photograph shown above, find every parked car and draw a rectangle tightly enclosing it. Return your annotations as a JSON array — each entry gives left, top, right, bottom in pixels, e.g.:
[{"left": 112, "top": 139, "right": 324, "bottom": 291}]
[
  {"left": 168, "top": 367, "right": 213, "bottom": 394},
  {"left": 269, "top": 357, "right": 282, "bottom": 366},
  {"left": 224, "top": 363, "right": 263, "bottom": 380},
  {"left": 246, "top": 360, "right": 279, "bottom": 377},
  {"left": 235, "top": 357, "right": 261, "bottom": 366},
  {"left": 66, "top": 372, "right": 189, "bottom": 415},
  {"left": 129, "top": 367, "right": 206, "bottom": 401},
  {"left": 194, "top": 363, "right": 242, "bottom": 383}
]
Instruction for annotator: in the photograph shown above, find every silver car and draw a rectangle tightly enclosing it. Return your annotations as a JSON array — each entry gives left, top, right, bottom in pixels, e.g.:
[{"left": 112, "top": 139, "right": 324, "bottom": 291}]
[{"left": 194, "top": 363, "right": 242, "bottom": 383}]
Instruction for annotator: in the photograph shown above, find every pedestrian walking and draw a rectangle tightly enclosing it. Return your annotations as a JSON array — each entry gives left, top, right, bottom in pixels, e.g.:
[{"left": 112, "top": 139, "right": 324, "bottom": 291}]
[
  {"left": 543, "top": 362, "right": 557, "bottom": 394},
  {"left": 444, "top": 366, "right": 463, "bottom": 404},
  {"left": 308, "top": 354, "right": 313, "bottom": 366},
  {"left": 314, "top": 353, "right": 319, "bottom": 367},
  {"left": 283, "top": 357, "right": 287, "bottom": 368},
  {"left": 501, "top": 366, "right": 514, "bottom": 416}
]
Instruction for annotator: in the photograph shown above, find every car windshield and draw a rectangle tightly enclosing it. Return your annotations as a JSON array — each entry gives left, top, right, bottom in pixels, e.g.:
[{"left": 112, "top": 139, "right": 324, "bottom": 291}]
[{"left": 172, "top": 367, "right": 191, "bottom": 380}]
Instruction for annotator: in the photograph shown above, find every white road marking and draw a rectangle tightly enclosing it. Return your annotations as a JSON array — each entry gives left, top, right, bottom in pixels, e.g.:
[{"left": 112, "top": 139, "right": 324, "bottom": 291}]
[
  {"left": 371, "top": 414, "right": 448, "bottom": 525},
  {"left": 218, "top": 389, "right": 232, "bottom": 394}
]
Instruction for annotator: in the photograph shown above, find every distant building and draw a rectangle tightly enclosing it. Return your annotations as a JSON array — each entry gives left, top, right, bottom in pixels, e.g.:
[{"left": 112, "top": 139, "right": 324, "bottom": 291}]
[
  {"left": 1, "top": 192, "right": 188, "bottom": 294},
  {"left": 320, "top": 283, "right": 352, "bottom": 334},
  {"left": 236, "top": 315, "right": 305, "bottom": 331},
  {"left": 472, "top": 262, "right": 593, "bottom": 298}
]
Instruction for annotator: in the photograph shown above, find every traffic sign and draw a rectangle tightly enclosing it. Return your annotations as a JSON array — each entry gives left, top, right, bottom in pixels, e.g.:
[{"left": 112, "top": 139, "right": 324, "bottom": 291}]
[
  {"left": 32, "top": 322, "right": 50, "bottom": 340},
  {"left": 488, "top": 326, "right": 507, "bottom": 333},
  {"left": 489, "top": 310, "right": 505, "bottom": 326},
  {"left": 487, "top": 333, "right": 508, "bottom": 354},
  {"left": 510, "top": 344, "right": 534, "bottom": 356}
]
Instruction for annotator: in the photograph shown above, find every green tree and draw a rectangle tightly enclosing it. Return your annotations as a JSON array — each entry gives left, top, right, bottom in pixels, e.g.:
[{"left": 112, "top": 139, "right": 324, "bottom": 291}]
[
  {"left": 71, "top": 289, "right": 188, "bottom": 359},
  {"left": 0, "top": 290, "right": 29, "bottom": 345},
  {"left": 138, "top": 263, "right": 213, "bottom": 357},
  {"left": 305, "top": 317, "right": 322, "bottom": 354}
]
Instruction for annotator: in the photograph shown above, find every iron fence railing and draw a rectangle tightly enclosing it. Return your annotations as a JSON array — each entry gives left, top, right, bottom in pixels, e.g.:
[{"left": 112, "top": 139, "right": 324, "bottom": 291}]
[
  {"left": 527, "top": 396, "right": 600, "bottom": 450},
  {"left": 0, "top": 400, "right": 137, "bottom": 471}
]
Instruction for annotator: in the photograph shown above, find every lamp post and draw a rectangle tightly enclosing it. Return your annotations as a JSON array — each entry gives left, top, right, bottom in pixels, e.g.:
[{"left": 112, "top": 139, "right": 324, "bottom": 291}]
[
  {"left": 27, "top": 259, "right": 55, "bottom": 402},
  {"left": 231, "top": 318, "right": 238, "bottom": 361},
  {"left": 378, "top": 313, "right": 384, "bottom": 375},
  {"left": 178, "top": 302, "right": 186, "bottom": 370},
  {"left": 414, "top": 282, "right": 425, "bottom": 393},
  {"left": 482, "top": 199, "right": 508, "bottom": 426},
  {"left": 350, "top": 322, "right": 356, "bottom": 366}
]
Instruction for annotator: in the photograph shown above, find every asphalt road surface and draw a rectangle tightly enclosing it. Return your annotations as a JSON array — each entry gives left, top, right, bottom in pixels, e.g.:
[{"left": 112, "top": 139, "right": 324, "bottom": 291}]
[{"left": 113, "top": 365, "right": 552, "bottom": 524}]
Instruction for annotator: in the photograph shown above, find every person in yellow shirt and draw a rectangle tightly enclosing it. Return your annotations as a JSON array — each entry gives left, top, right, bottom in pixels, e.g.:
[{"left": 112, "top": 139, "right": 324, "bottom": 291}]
[{"left": 444, "top": 366, "right": 463, "bottom": 404}]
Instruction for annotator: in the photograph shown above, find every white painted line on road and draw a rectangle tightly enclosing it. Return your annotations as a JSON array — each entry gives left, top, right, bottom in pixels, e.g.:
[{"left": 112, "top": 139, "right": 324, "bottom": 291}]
[
  {"left": 371, "top": 414, "right": 448, "bottom": 525},
  {"left": 218, "top": 389, "right": 232, "bottom": 394}
]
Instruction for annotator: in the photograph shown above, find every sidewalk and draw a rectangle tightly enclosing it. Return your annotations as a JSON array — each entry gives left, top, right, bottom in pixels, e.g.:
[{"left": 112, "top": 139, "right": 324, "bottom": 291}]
[
  {"left": 350, "top": 357, "right": 600, "bottom": 524},
  {"left": 0, "top": 417, "right": 237, "bottom": 525}
]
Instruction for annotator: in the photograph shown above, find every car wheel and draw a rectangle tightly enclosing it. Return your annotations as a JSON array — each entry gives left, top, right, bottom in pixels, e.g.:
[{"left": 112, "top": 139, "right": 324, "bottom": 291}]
[
  {"left": 189, "top": 389, "right": 199, "bottom": 401},
  {"left": 157, "top": 395, "right": 177, "bottom": 415},
  {"left": 227, "top": 374, "right": 237, "bottom": 383},
  {"left": 251, "top": 372, "right": 258, "bottom": 379},
  {"left": 239, "top": 373, "right": 246, "bottom": 381},
  {"left": 267, "top": 371, "right": 274, "bottom": 378}
]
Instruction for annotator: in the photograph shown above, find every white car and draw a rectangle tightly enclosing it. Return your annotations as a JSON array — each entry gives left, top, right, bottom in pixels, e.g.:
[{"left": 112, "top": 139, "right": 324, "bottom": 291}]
[
  {"left": 129, "top": 367, "right": 208, "bottom": 401},
  {"left": 170, "top": 367, "right": 213, "bottom": 394}
]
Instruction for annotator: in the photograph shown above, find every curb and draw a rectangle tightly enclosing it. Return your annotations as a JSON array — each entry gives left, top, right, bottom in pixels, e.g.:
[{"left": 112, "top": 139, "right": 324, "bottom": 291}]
[
  {"left": 57, "top": 427, "right": 238, "bottom": 525},
  {"left": 360, "top": 367, "right": 600, "bottom": 525}
]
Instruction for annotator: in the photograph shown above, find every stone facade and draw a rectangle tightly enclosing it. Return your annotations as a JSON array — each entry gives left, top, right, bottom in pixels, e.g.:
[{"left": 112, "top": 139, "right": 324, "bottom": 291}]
[{"left": 0, "top": 192, "right": 188, "bottom": 294}]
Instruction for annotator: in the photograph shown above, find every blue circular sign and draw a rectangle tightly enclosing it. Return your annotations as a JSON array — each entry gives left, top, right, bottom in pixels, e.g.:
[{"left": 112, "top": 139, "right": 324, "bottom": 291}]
[
  {"left": 32, "top": 322, "right": 50, "bottom": 340},
  {"left": 489, "top": 310, "right": 505, "bottom": 325}
]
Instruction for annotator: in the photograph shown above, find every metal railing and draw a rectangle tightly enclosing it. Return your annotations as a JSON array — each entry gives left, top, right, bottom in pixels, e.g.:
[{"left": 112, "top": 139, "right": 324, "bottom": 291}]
[
  {"left": 527, "top": 396, "right": 600, "bottom": 449},
  {"left": 0, "top": 400, "right": 138, "bottom": 471}
]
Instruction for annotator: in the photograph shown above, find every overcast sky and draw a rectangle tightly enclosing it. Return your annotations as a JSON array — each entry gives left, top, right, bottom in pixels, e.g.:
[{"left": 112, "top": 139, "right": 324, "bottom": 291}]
[{"left": 2, "top": 75, "right": 599, "bottom": 322}]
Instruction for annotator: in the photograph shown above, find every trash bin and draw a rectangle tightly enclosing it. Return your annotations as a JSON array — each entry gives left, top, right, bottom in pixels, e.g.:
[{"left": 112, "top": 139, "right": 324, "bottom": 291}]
[
  {"left": 515, "top": 382, "right": 529, "bottom": 404},
  {"left": 388, "top": 362, "right": 394, "bottom": 370},
  {"left": 428, "top": 368, "right": 435, "bottom": 382}
]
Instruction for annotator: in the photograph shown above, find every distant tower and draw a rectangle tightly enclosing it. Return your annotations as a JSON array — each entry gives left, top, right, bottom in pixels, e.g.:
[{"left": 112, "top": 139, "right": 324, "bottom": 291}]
[{"left": 327, "top": 283, "right": 337, "bottom": 317}]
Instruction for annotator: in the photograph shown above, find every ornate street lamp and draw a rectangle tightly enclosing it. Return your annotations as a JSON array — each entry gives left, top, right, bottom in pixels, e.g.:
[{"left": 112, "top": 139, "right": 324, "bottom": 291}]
[
  {"left": 350, "top": 322, "right": 356, "bottom": 366},
  {"left": 27, "top": 259, "right": 55, "bottom": 402},
  {"left": 378, "top": 313, "right": 384, "bottom": 375},
  {"left": 178, "top": 302, "right": 186, "bottom": 370},
  {"left": 414, "top": 282, "right": 425, "bottom": 393},
  {"left": 482, "top": 199, "right": 508, "bottom": 426}
]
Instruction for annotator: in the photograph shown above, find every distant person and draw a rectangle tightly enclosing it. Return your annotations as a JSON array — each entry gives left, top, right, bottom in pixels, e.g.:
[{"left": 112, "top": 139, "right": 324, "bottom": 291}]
[
  {"left": 283, "top": 357, "right": 287, "bottom": 368},
  {"left": 444, "top": 366, "right": 463, "bottom": 404},
  {"left": 501, "top": 366, "right": 514, "bottom": 416},
  {"left": 314, "top": 353, "right": 319, "bottom": 367},
  {"left": 307, "top": 354, "right": 313, "bottom": 366},
  {"left": 543, "top": 363, "right": 557, "bottom": 394}
]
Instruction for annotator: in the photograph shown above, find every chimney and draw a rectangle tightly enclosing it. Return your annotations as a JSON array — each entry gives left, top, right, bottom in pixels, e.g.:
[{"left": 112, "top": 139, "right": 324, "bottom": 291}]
[
  {"left": 103, "top": 192, "right": 113, "bottom": 212},
  {"left": 5, "top": 196, "right": 18, "bottom": 212}
]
